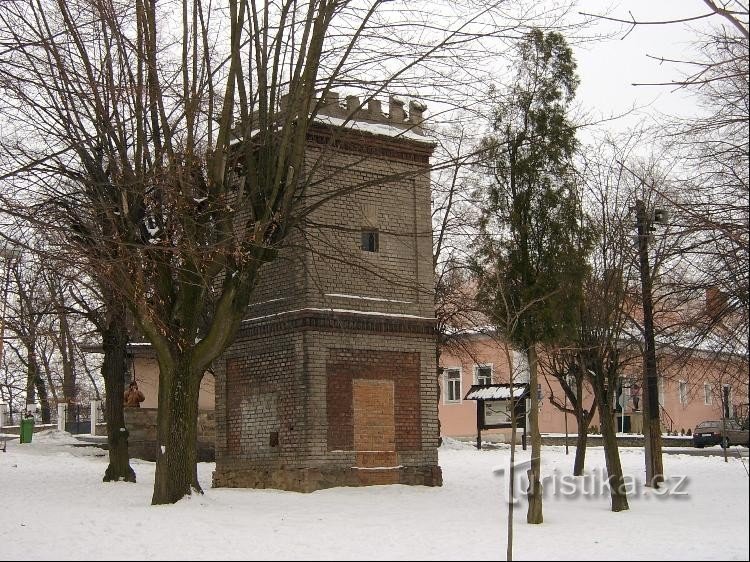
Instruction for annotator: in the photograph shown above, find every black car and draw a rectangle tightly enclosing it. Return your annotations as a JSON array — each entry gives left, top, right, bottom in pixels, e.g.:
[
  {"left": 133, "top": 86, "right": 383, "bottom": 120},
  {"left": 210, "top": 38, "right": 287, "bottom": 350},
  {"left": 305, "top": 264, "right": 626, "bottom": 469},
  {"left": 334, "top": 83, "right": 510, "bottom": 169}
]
[{"left": 693, "top": 420, "right": 750, "bottom": 448}]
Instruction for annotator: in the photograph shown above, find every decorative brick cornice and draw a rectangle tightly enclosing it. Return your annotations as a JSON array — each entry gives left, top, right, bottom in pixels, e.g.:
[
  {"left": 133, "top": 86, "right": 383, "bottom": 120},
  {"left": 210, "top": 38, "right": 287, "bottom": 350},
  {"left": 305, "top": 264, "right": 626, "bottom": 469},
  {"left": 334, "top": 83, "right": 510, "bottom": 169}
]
[
  {"left": 307, "top": 123, "right": 433, "bottom": 165},
  {"left": 239, "top": 308, "right": 436, "bottom": 340}
]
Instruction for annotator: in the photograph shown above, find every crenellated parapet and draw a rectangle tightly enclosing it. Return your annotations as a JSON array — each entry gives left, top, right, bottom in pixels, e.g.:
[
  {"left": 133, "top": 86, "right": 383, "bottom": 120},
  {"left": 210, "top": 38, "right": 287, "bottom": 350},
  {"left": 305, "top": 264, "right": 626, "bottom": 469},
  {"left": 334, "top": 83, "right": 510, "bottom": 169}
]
[{"left": 281, "top": 91, "right": 427, "bottom": 135}]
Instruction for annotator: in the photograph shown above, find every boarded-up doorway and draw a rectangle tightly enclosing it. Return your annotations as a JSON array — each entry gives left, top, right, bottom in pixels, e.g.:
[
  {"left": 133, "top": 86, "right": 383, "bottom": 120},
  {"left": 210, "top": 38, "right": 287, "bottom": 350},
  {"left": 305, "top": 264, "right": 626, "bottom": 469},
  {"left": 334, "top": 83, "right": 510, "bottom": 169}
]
[{"left": 353, "top": 379, "right": 397, "bottom": 478}]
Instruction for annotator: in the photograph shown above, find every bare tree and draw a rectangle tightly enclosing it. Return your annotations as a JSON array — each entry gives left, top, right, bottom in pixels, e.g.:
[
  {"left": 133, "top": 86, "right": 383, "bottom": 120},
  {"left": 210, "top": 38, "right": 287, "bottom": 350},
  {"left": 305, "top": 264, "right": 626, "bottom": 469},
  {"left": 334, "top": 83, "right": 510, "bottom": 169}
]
[
  {"left": 0, "top": 0, "right": 583, "bottom": 505},
  {"left": 3, "top": 251, "right": 54, "bottom": 422},
  {"left": 583, "top": 0, "right": 749, "bottom": 365},
  {"left": 539, "top": 348, "right": 597, "bottom": 475}
]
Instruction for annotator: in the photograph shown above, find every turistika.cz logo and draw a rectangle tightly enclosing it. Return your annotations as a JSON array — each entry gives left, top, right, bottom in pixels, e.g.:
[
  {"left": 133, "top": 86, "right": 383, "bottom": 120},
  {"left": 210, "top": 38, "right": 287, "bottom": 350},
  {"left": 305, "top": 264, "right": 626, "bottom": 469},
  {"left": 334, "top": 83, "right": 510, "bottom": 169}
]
[{"left": 493, "top": 459, "right": 689, "bottom": 504}]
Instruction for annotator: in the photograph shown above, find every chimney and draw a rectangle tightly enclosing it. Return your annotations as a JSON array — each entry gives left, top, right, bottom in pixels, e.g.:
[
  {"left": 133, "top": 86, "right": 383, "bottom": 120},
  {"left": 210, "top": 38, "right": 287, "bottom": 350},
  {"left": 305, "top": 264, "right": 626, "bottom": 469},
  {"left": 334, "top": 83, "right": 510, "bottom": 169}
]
[
  {"left": 346, "top": 95, "right": 363, "bottom": 119},
  {"left": 367, "top": 99, "right": 383, "bottom": 119},
  {"left": 389, "top": 96, "right": 405, "bottom": 123},
  {"left": 408, "top": 100, "right": 426, "bottom": 130},
  {"left": 320, "top": 90, "right": 341, "bottom": 116}
]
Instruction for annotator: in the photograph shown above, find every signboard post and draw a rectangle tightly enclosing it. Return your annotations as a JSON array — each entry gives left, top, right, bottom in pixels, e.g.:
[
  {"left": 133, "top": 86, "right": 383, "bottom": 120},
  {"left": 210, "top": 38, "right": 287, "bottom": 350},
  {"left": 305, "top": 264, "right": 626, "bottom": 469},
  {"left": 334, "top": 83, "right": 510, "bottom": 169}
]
[
  {"left": 476, "top": 399, "right": 483, "bottom": 450},
  {"left": 464, "top": 384, "right": 530, "bottom": 450}
]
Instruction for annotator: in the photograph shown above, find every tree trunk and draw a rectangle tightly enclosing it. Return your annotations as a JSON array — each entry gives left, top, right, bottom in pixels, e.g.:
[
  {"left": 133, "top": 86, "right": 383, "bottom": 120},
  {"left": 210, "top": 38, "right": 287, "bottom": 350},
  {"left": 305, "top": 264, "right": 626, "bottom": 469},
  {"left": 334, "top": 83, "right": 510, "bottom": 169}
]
[
  {"left": 573, "top": 413, "right": 588, "bottom": 476},
  {"left": 59, "top": 302, "right": 77, "bottom": 404},
  {"left": 192, "top": 372, "right": 204, "bottom": 492},
  {"left": 25, "top": 346, "right": 36, "bottom": 404},
  {"left": 152, "top": 353, "right": 201, "bottom": 505},
  {"left": 642, "top": 374, "right": 664, "bottom": 487},
  {"left": 26, "top": 346, "right": 51, "bottom": 423},
  {"left": 102, "top": 302, "right": 136, "bottom": 483},
  {"left": 36, "top": 375, "right": 51, "bottom": 424},
  {"left": 507, "top": 397, "right": 518, "bottom": 562},
  {"left": 526, "top": 345, "right": 543, "bottom": 524},
  {"left": 636, "top": 199, "right": 664, "bottom": 488},
  {"left": 594, "top": 380, "right": 629, "bottom": 512},
  {"left": 572, "top": 372, "right": 589, "bottom": 476}
]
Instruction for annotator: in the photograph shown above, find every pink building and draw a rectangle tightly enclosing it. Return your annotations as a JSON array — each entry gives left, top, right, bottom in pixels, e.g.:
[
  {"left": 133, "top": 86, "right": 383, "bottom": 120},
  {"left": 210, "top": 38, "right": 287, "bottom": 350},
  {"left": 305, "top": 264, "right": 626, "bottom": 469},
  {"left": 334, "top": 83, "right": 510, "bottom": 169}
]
[{"left": 438, "top": 332, "right": 748, "bottom": 441}]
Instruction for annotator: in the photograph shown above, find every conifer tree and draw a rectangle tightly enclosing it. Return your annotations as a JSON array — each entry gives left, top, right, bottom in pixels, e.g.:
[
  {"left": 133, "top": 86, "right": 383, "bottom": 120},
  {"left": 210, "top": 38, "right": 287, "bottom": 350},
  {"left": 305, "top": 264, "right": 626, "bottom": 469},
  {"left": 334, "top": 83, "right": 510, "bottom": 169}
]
[{"left": 474, "top": 28, "right": 590, "bottom": 524}]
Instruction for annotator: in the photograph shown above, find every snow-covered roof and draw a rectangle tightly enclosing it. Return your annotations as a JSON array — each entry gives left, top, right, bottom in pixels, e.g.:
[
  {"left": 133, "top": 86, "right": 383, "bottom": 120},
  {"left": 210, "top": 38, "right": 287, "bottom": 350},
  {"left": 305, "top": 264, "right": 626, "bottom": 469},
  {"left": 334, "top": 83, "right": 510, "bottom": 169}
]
[
  {"left": 621, "top": 323, "right": 748, "bottom": 358},
  {"left": 464, "top": 384, "right": 528, "bottom": 401},
  {"left": 314, "top": 114, "right": 432, "bottom": 143}
]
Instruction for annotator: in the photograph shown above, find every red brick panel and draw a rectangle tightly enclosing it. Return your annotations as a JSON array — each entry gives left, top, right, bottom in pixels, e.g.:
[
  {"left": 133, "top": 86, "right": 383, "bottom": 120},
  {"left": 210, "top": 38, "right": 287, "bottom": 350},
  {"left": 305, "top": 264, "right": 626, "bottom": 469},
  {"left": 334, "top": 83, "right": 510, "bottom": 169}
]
[
  {"left": 327, "top": 368, "right": 354, "bottom": 451},
  {"left": 226, "top": 357, "right": 245, "bottom": 455},
  {"left": 393, "top": 353, "right": 421, "bottom": 451},
  {"left": 326, "top": 349, "right": 421, "bottom": 452}
]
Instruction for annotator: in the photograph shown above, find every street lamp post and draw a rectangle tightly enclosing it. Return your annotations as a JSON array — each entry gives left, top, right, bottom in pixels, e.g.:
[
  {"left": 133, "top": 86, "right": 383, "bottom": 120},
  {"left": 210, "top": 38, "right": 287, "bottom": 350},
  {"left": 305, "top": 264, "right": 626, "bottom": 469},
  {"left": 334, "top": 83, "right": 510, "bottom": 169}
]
[{"left": 635, "top": 200, "right": 666, "bottom": 488}]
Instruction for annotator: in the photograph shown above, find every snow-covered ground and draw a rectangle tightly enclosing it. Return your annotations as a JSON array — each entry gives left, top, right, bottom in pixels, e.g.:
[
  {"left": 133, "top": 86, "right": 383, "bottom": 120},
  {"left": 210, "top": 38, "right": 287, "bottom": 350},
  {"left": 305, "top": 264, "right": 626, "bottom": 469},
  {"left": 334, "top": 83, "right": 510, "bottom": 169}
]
[{"left": 1, "top": 430, "right": 748, "bottom": 561}]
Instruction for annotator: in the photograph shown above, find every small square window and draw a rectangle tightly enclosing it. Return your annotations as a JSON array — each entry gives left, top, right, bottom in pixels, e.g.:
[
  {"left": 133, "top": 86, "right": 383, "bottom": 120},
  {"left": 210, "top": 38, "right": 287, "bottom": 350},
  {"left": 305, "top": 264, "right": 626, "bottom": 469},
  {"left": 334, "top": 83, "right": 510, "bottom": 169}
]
[
  {"left": 475, "top": 365, "right": 492, "bottom": 385},
  {"left": 361, "top": 229, "right": 379, "bottom": 252}
]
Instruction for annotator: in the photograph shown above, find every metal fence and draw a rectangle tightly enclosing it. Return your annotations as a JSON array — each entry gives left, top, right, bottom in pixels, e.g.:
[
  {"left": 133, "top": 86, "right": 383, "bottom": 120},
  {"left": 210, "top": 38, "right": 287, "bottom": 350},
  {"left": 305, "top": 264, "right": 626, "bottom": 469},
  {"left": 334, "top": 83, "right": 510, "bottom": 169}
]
[
  {"left": 4, "top": 409, "right": 58, "bottom": 427},
  {"left": 65, "top": 403, "right": 91, "bottom": 434}
]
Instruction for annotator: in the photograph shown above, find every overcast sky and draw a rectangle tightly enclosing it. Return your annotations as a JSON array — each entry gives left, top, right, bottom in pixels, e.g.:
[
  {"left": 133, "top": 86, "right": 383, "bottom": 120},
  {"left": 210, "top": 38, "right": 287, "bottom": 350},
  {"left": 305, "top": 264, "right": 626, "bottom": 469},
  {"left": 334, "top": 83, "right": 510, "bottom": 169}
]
[{"left": 572, "top": 0, "right": 731, "bottom": 134}]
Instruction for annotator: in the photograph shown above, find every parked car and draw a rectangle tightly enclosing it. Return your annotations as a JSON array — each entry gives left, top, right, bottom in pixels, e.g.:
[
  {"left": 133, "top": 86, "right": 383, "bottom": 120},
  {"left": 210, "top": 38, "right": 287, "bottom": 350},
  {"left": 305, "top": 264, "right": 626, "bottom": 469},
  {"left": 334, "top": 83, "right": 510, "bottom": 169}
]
[{"left": 693, "top": 420, "right": 750, "bottom": 448}]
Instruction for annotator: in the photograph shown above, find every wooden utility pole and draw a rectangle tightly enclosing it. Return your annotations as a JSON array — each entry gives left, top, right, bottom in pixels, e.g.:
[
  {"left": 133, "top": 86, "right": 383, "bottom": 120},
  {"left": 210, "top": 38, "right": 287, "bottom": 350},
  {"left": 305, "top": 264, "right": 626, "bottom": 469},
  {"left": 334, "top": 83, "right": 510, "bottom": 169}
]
[{"left": 635, "top": 199, "right": 664, "bottom": 488}]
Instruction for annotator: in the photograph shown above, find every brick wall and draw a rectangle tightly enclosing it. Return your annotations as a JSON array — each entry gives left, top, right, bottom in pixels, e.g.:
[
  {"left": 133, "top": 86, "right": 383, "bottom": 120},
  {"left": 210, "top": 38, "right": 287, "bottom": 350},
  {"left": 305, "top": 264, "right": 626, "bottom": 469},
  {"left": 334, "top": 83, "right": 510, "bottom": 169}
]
[
  {"left": 213, "top": 324, "right": 442, "bottom": 492},
  {"left": 213, "top": 110, "right": 441, "bottom": 492},
  {"left": 217, "top": 332, "right": 305, "bottom": 464},
  {"left": 242, "top": 127, "right": 434, "bottom": 323},
  {"left": 301, "top": 142, "right": 434, "bottom": 319},
  {"left": 244, "top": 229, "right": 306, "bottom": 320}
]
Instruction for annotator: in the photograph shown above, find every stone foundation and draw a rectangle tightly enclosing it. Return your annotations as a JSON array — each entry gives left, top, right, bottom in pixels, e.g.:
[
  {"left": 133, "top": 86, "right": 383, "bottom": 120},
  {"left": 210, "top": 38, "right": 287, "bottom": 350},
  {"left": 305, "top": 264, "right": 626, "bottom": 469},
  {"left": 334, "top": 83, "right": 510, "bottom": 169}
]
[
  {"left": 124, "top": 408, "right": 215, "bottom": 462},
  {"left": 213, "top": 464, "right": 442, "bottom": 493}
]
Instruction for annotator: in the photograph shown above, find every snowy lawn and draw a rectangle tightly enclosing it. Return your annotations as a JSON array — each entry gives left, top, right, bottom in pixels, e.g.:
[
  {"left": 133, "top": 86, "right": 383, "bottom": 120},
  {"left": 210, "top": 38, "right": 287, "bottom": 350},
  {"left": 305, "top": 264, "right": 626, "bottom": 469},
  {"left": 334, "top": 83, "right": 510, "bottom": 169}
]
[{"left": 1, "top": 430, "right": 748, "bottom": 561}]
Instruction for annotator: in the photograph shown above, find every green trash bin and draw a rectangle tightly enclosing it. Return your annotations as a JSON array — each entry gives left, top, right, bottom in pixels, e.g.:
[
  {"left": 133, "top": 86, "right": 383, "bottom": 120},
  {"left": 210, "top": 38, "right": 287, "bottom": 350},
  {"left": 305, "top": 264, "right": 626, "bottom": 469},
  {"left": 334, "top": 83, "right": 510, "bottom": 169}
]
[{"left": 20, "top": 416, "right": 34, "bottom": 444}]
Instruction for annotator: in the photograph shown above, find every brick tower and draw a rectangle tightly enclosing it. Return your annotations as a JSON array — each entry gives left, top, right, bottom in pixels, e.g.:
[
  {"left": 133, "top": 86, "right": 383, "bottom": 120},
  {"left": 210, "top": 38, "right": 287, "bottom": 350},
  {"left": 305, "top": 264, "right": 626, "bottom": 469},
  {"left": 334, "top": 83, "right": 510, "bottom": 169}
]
[{"left": 212, "top": 93, "right": 442, "bottom": 492}]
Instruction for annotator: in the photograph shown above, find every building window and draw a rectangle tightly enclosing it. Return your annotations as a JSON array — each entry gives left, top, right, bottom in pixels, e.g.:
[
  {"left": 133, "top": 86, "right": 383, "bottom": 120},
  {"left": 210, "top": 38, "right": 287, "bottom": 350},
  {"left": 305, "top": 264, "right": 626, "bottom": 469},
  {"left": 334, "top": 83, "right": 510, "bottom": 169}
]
[
  {"left": 704, "top": 383, "right": 712, "bottom": 405},
  {"left": 361, "top": 229, "right": 379, "bottom": 252},
  {"left": 475, "top": 365, "right": 492, "bottom": 385},
  {"left": 678, "top": 380, "right": 688, "bottom": 405},
  {"left": 445, "top": 369, "right": 461, "bottom": 403}
]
